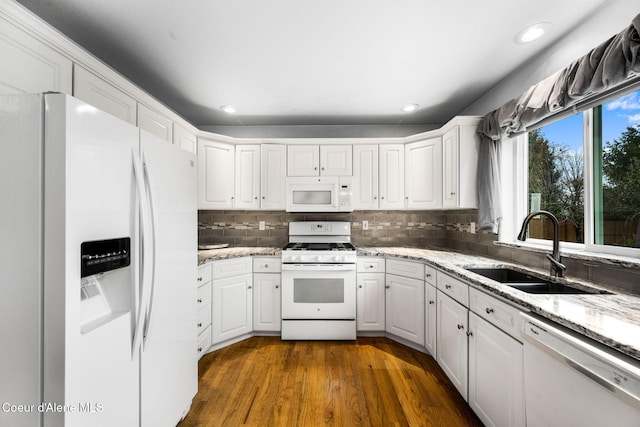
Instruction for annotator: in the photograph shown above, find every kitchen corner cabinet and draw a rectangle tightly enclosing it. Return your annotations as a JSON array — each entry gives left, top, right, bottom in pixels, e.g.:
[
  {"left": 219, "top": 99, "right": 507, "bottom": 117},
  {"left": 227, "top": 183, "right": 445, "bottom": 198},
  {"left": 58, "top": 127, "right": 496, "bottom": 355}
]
[
  {"left": 198, "top": 139, "right": 235, "bottom": 209},
  {"left": 385, "top": 259, "right": 424, "bottom": 345},
  {"left": 424, "top": 282, "right": 437, "bottom": 356},
  {"left": 356, "top": 257, "right": 386, "bottom": 331},
  {"left": 196, "top": 264, "right": 213, "bottom": 359},
  {"left": 260, "top": 144, "right": 287, "bottom": 210},
  {"left": 173, "top": 123, "right": 197, "bottom": 154},
  {"left": 442, "top": 124, "right": 480, "bottom": 209},
  {"left": 436, "top": 289, "right": 469, "bottom": 400},
  {"left": 211, "top": 258, "right": 253, "bottom": 345},
  {"left": 0, "top": 19, "right": 72, "bottom": 95},
  {"left": 405, "top": 138, "right": 442, "bottom": 209},
  {"left": 235, "top": 145, "right": 261, "bottom": 209},
  {"left": 379, "top": 144, "right": 405, "bottom": 209},
  {"left": 287, "top": 145, "right": 352, "bottom": 176},
  {"left": 352, "top": 145, "right": 379, "bottom": 209},
  {"left": 137, "top": 103, "right": 173, "bottom": 143},
  {"left": 73, "top": 64, "right": 137, "bottom": 125},
  {"left": 252, "top": 257, "right": 281, "bottom": 332}
]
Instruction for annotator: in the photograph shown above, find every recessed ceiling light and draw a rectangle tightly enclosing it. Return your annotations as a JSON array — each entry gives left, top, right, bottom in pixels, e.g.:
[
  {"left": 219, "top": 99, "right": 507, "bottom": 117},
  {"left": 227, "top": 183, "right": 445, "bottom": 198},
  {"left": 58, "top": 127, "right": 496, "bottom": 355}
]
[
  {"left": 220, "top": 105, "right": 236, "bottom": 114},
  {"left": 402, "top": 104, "right": 419, "bottom": 113},
  {"left": 514, "top": 22, "right": 552, "bottom": 44}
]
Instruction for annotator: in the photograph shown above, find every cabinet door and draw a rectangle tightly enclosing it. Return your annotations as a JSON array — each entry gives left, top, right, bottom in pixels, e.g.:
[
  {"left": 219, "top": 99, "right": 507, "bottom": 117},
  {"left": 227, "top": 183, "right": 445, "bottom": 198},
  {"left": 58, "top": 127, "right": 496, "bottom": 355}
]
[
  {"left": 353, "top": 145, "right": 379, "bottom": 209},
  {"left": 287, "top": 145, "right": 319, "bottom": 176},
  {"left": 436, "top": 290, "right": 468, "bottom": 400},
  {"left": 405, "top": 138, "right": 442, "bottom": 209},
  {"left": 261, "top": 144, "right": 286, "bottom": 210},
  {"left": 379, "top": 144, "right": 405, "bottom": 209},
  {"left": 385, "top": 274, "right": 424, "bottom": 345},
  {"left": 0, "top": 20, "right": 72, "bottom": 94},
  {"left": 253, "top": 273, "right": 281, "bottom": 332},
  {"left": 320, "top": 145, "right": 352, "bottom": 176},
  {"left": 137, "top": 103, "right": 172, "bottom": 143},
  {"left": 212, "top": 274, "right": 253, "bottom": 344},
  {"left": 73, "top": 64, "right": 137, "bottom": 124},
  {"left": 469, "top": 312, "right": 524, "bottom": 427},
  {"left": 173, "top": 123, "right": 197, "bottom": 154},
  {"left": 356, "top": 273, "right": 385, "bottom": 331},
  {"left": 443, "top": 126, "right": 459, "bottom": 208},
  {"left": 235, "top": 145, "right": 261, "bottom": 209},
  {"left": 425, "top": 283, "right": 437, "bottom": 356},
  {"left": 198, "top": 139, "right": 235, "bottom": 209}
]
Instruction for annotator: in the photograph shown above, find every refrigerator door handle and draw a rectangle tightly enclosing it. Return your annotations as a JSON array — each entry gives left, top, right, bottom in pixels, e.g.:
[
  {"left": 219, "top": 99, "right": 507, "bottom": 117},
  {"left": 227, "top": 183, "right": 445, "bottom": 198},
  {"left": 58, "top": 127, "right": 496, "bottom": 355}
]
[
  {"left": 141, "top": 157, "right": 158, "bottom": 349},
  {"left": 131, "top": 149, "right": 150, "bottom": 360}
]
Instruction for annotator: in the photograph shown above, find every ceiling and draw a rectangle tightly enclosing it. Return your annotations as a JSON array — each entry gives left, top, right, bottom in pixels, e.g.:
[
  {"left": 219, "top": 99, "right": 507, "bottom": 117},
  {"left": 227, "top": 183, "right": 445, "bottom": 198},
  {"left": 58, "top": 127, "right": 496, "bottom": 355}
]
[{"left": 16, "top": 0, "right": 611, "bottom": 128}]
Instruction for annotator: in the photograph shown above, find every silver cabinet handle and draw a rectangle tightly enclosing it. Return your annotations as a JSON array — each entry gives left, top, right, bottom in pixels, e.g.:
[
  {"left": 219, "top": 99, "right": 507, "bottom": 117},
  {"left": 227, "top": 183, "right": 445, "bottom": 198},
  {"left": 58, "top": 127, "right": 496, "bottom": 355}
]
[
  {"left": 451, "top": 192, "right": 456, "bottom": 195},
  {"left": 466, "top": 330, "right": 473, "bottom": 337},
  {"left": 197, "top": 298, "right": 202, "bottom": 303},
  {"left": 428, "top": 300, "right": 435, "bottom": 305},
  {"left": 254, "top": 196, "right": 258, "bottom": 200},
  {"left": 197, "top": 322, "right": 202, "bottom": 327},
  {"left": 486, "top": 307, "right": 494, "bottom": 314},
  {"left": 314, "top": 167, "right": 318, "bottom": 170},
  {"left": 264, "top": 264, "right": 269, "bottom": 268},
  {"left": 457, "top": 324, "right": 464, "bottom": 330},
  {"left": 358, "top": 285, "right": 363, "bottom": 288},
  {"left": 445, "top": 284, "right": 452, "bottom": 289},
  {"left": 425, "top": 273, "right": 432, "bottom": 278},
  {"left": 275, "top": 285, "right": 279, "bottom": 289},
  {"left": 321, "top": 167, "right": 325, "bottom": 170},
  {"left": 385, "top": 285, "right": 390, "bottom": 289},
  {"left": 197, "top": 277, "right": 203, "bottom": 282},
  {"left": 198, "top": 347, "right": 203, "bottom": 352},
  {"left": 374, "top": 196, "right": 377, "bottom": 200},
  {"left": 248, "top": 285, "right": 252, "bottom": 289}
]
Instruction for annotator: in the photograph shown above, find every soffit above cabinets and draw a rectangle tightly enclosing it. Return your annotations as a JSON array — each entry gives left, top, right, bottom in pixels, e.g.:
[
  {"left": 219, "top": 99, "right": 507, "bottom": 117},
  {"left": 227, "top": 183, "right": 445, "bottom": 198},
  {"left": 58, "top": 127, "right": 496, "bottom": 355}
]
[{"left": 15, "top": 0, "right": 612, "bottom": 127}]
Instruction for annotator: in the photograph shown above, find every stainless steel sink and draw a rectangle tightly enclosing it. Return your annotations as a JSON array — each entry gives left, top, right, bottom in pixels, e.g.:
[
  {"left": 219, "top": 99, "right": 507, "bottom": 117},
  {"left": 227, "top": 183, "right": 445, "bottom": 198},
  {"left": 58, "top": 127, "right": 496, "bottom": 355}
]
[{"left": 465, "top": 267, "right": 612, "bottom": 295}]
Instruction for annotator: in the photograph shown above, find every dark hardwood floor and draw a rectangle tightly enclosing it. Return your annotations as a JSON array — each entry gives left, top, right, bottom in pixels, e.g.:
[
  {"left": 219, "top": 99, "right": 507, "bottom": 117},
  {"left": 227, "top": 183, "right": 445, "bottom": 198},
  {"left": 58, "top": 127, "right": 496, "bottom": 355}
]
[{"left": 178, "top": 336, "right": 483, "bottom": 427}]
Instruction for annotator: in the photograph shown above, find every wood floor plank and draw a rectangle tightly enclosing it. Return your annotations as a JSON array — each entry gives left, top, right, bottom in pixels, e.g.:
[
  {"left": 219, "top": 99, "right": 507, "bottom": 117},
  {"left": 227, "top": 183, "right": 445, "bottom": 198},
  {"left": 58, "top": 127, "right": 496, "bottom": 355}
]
[{"left": 178, "top": 337, "right": 483, "bottom": 427}]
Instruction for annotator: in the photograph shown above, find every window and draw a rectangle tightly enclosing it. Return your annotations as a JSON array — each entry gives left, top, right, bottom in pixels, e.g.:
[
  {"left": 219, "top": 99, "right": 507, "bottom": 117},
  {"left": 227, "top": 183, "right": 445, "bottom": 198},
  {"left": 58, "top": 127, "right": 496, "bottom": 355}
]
[{"left": 521, "top": 87, "right": 640, "bottom": 255}]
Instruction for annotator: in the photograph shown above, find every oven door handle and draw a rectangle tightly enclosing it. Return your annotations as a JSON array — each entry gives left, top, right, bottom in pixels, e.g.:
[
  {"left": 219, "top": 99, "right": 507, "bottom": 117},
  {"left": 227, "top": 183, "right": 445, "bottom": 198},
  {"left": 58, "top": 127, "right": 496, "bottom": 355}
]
[{"left": 281, "top": 263, "right": 356, "bottom": 271}]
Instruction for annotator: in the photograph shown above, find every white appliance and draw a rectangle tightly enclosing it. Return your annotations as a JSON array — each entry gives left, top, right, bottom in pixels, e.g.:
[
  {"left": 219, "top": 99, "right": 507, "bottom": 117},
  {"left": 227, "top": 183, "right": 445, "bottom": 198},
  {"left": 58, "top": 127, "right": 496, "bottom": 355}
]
[
  {"left": 285, "top": 176, "right": 353, "bottom": 212},
  {"left": 521, "top": 313, "right": 640, "bottom": 427},
  {"left": 281, "top": 221, "right": 357, "bottom": 340},
  {"left": 0, "top": 94, "right": 197, "bottom": 427}
]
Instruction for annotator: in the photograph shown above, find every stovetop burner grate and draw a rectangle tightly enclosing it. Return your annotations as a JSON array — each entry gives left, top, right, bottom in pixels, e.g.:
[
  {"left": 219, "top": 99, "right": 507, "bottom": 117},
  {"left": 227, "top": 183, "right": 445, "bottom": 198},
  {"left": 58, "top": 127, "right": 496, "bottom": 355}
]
[{"left": 283, "top": 242, "right": 356, "bottom": 251}]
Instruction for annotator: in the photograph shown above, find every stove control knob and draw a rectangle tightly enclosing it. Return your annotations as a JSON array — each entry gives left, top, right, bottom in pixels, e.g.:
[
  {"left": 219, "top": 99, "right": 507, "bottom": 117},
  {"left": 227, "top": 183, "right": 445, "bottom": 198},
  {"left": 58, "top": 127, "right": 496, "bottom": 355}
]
[
  {"left": 290, "top": 255, "right": 299, "bottom": 262},
  {"left": 315, "top": 255, "right": 322, "bottom": 262}
]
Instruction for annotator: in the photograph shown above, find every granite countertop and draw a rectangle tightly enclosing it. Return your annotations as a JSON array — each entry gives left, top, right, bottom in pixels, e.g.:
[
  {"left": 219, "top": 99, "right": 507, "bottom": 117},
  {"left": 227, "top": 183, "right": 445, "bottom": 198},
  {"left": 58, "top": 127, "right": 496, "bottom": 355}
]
[
  {"left": 358, "top": 247, "right": 640, "bottom": 362},
  {"left": 197, "top": 246, "right": 640, "bottom": 362}
]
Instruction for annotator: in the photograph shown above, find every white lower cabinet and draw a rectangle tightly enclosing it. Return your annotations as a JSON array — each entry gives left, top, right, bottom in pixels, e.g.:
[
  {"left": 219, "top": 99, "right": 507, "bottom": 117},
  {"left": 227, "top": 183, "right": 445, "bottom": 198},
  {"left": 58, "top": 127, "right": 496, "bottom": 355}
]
[
  {"left": 468, "top": 312, "right": 525, "bottom": 427},
  {"left": 436, "top": 289, "right": 468, "bottom": 400},
  {"left": 424, "top": 283, "right": 437, "bottom": 356},
  {"left": 356, "top": 274, "right": 386, "bottom": 331},
  {"left": 252, "top": 257, "right": 282, "bottom": 332},
  {"left": 211, "top": 258, "right": 253, "bottom": 345},
  {"left": 385, "top": 274, "right": 425, "bottom": 346}
]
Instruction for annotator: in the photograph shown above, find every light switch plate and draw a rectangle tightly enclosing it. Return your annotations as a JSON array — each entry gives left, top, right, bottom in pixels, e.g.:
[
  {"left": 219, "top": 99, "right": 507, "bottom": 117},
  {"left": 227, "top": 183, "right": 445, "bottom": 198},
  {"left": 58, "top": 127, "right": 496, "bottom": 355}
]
[
  {"left": 259, "top": 221, "right": 266, "bottom": 231},
  {"left": 363, "top": 220, "right": 369, "bottom": 230},
  {"left": 470, "top": 222, "right": 476, "bottom": 234}
]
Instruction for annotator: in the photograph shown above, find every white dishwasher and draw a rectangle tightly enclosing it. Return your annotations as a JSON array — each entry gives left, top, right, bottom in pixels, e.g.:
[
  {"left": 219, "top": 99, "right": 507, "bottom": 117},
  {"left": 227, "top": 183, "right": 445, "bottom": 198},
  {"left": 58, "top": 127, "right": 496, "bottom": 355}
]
[{"left": 521, "top": 313, "right": 640, "bottom": 427}]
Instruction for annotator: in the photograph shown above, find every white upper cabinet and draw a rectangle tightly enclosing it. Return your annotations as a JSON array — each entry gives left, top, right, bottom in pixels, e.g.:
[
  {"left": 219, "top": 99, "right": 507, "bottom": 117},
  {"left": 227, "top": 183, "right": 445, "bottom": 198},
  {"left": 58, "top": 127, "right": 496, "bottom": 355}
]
[
  {"left": 320, "top": 145, "right": 352, "bottom": 175},
  {"left": 405, "top": 137, "right": 442, "bottom": 210},
  {"left": 73, "top": 64, "right": 137, "bottom": 125},
  {"left": 234, "top": 145, "right": 261, "bottom": 210},
  {"left": 198, "top": 139, "right": 235, "bottom": 209},
  {"left": 0, "top": 20, "right": 72, "bottom": 94},
  {"left": 287, "top": 144, "right": 352, "bottom": 176},
  {"left": 443, "top": 123, "right": 480, "bottom": 209},
  {"left": 137, "top": 103, "right": 173, "bottom": 143},
  {"left": 260, "top": 144, "right": 286, "bottom": 210},
  {"left": 173, "top": 123, "right": 197, "bottom": 154},
  {"left": 379, "top": 144, "right": 405, "bottom": 209},
  {"left": 353, "top": 144, "right": 379, "bottom": 209}
]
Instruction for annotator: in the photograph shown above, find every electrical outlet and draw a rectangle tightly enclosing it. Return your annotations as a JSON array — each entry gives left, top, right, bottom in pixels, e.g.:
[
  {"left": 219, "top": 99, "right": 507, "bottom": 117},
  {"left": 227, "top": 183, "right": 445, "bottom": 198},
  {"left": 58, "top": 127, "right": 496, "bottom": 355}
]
[
  {"left": 470, "top": 222, "right": 476, "bottom": 234},
  {"left": 259, "top": 221, "right": 266, "bottom": 231},
  {"left": 362, "top": 220, "right": 369, "bottom": 230}
]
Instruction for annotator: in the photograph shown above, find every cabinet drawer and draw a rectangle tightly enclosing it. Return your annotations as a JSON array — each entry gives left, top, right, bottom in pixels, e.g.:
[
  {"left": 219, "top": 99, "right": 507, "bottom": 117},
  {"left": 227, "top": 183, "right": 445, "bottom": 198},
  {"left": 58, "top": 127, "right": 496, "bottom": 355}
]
[
  {"left": 424, "top": 264, "right": 437, "bottom": 286},
  {"left": 253, "top": 257, "right": 282, "bottom": 273},
  {"left": 197, "top": 325, "right": 212, "bottom": 358},
  {"left": 357, "top": 257, "right": 385, "bottom": 273},
  {"left": 386, "top": 259, "right": 424, "bottom": 280},
  {"left": 469, "top": 287, "right": 523, "bottom": 340},
  {"left": 197, "top": 281, "right": 211, "bottom": 308},
  {"left": 436, "top": 271, "right": 469, "bottom": 307},
  {"left": 198, "top": 263, "right": 212, "bottom": 285},
  {"left": 211, "top": 257, "right": 253, "bottom": 279},
  {"left": 197, "top": 304, "right": 212, "bottom": 334}
]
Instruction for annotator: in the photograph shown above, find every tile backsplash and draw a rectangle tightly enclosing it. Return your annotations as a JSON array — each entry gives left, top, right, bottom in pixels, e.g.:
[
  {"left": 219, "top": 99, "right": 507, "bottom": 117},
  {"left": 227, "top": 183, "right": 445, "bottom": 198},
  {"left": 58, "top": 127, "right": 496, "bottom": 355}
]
[{"left": 197, "top": 209, "right": 479, "bottom": 248}]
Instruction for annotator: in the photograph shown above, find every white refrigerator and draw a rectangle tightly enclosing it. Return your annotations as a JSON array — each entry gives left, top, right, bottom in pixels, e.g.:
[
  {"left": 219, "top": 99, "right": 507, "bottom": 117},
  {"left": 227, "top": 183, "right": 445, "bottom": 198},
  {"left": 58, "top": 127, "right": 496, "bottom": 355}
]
[{"left": 0, "top": 93, "right": 198, "bottom": 426}]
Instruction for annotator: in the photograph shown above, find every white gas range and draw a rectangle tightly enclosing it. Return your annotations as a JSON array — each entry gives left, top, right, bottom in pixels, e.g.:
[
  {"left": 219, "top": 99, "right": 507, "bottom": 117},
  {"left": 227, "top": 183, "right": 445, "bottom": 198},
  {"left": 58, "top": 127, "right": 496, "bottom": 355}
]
[{"left": 280, "top": 221, "right": 357, "bottom": 340}]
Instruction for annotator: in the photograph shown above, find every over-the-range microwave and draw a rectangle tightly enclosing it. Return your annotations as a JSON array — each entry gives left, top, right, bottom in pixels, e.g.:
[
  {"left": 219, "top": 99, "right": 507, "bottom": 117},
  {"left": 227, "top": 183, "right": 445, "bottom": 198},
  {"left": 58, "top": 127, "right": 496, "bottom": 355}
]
[{"left": 285, "top": 176, "right": 353, "bottom": 212}]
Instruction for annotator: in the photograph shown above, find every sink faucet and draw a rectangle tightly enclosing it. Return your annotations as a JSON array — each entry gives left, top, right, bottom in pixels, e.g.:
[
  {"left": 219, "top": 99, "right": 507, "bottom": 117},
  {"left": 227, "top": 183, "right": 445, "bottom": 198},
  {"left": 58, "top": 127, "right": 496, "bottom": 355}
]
[{"left": 517, "top": 210, "right": 567, "bottom": 277}]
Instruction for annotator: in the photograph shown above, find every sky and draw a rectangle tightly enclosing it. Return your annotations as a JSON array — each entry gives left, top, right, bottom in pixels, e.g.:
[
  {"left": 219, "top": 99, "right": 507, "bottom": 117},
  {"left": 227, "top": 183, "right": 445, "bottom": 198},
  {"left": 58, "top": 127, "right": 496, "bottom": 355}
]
[{"left": 540, "top": 89, "right": 640, "bottom": 151}]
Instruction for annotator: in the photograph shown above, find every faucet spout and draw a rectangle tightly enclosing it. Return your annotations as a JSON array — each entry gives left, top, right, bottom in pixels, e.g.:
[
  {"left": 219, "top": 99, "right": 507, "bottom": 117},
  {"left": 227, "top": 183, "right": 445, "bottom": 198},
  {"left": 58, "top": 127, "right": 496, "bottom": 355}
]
[{"left": 517, "top": 210, "right": 566, "bottom": 277}]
